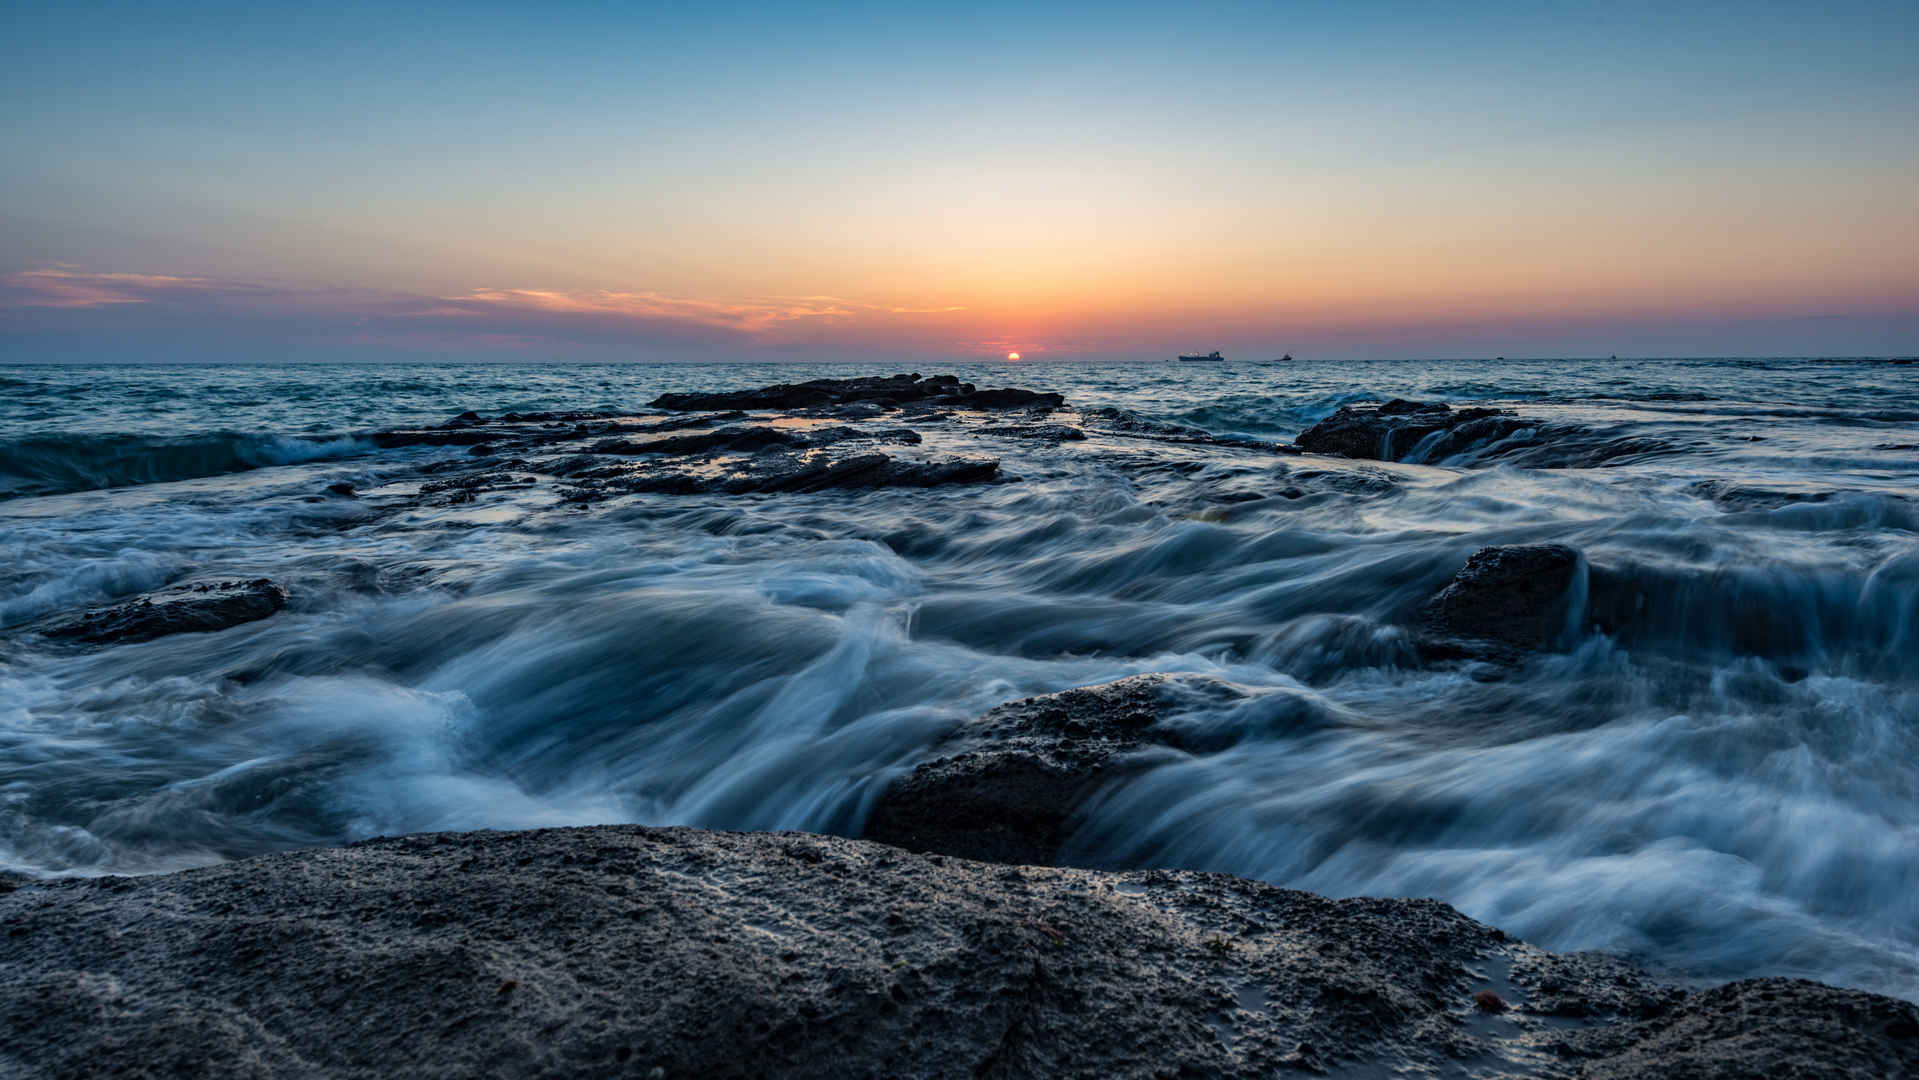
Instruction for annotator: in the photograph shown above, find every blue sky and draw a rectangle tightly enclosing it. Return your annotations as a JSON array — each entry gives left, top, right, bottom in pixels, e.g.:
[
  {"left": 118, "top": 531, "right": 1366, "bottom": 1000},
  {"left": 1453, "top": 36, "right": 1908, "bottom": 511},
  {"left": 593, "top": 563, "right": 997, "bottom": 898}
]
[{"left": 4, "top": 1, "right": 1916, "bottom": 360}]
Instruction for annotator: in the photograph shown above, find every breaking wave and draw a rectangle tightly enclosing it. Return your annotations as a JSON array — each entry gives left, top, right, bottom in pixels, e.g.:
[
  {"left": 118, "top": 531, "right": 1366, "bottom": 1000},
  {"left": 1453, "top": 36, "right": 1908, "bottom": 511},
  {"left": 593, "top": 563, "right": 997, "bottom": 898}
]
[{"left": 0, "top": 431, "right": 373, "bottom": 498}]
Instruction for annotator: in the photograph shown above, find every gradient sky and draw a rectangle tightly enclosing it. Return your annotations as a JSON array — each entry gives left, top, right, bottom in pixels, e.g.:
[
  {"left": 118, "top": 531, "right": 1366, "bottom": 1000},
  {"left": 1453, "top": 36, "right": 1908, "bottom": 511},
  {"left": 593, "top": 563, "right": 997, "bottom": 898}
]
[{"left": 4, "top": 1, "right": 1916, "bottom": 361}]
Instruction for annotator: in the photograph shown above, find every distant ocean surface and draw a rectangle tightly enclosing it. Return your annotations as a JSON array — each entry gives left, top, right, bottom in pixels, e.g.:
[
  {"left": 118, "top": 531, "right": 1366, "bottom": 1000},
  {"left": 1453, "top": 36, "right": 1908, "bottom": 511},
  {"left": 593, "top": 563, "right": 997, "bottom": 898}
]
[{"left": 2, "top": 358, "right": 1915, "bottom": 1000}]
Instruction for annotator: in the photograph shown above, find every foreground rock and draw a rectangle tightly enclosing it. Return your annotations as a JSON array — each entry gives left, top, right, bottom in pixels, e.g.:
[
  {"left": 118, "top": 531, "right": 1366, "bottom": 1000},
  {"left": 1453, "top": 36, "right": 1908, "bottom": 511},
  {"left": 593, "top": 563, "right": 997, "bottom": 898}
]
[
  {"left": 865, "top": 674, "right": 1239, "bottom": 864},
  {"left": 649, "top": 372, "right": 1064, "bottom": 412},
  {"left": 41, "top": 578, "right": 288, "bottom": 645},
  {"left": 4, "top": 826, "right": 1912, "bottom": 1080}
]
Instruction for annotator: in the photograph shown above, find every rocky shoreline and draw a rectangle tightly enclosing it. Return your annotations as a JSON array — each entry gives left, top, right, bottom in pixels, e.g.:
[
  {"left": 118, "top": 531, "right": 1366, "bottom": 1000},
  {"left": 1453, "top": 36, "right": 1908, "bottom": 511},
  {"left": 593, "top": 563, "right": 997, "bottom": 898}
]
[
  {"left": 4, "top": 826, "right": 1914, "bottom": 1079},
  {"left": 8, "top": 374, "right": 1916, "bottom": 1077}
]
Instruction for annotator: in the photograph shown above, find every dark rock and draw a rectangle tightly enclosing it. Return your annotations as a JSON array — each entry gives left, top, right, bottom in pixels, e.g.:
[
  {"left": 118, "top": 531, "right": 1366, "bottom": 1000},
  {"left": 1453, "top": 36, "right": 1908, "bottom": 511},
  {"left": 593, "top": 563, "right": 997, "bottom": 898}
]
[
  {"left": 649, "top": 373, "right": 1064, "bottom": 412},
  {"left": 1422, "top": 544, "right": 1585, "bottom": 650},
  {"left": 1295, "top": 400, "right": 1527, "bottom": 462},
  {"left": 865, "top": 675, "right": 1238, "bottom": 865},
  {"left": 975, "top": 423, "right": 1088, "bottom": 443},
  {"left": 323, "top": 481, "right": 356, "bottom": 497},
  {"left": 1566, "top": 978, "right": 1919, "bottom": 1080},
  {"left": 955, "top": 386, "right": 1063, "bottom": 409},
  {"left": 632, "top": 410, "right": 749, "bottom": 431},
  {"left": 589, "top": 425, "right": 924, "bottom": 458},
  {"left": 42, "top": 579, "right": 288, "bottom": 646},
  {"left": 1294, "top": 400, "right": 1683, "bottom": 468},
  {"left": 572, "top": 453, "right": 1001, "bottom": 500},
  {"left": 3, "top": 826, "right": 1911, "bottom": 1080},
  {"left": 416, "top": 468, "right": 536, "bottom": 503},
  {"left": 1080, "top": 407, "right": 1291, "bottom": 452},
  {"left": 599, "top": 425, "right": 800, "bottom": 456}
]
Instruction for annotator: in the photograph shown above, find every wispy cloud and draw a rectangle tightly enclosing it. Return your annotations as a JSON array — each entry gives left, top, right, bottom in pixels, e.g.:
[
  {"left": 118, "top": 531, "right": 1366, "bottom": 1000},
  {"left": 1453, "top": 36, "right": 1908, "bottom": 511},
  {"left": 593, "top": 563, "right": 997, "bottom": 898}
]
[
  {"left": 426, "top": 288, "right": 963, "bottom": 335},
  {"left": 2, "top": 267, "right": 977, "bottom": 356},
  {"left": 0, "top": 269, "right": 256, "bottom": 309}
]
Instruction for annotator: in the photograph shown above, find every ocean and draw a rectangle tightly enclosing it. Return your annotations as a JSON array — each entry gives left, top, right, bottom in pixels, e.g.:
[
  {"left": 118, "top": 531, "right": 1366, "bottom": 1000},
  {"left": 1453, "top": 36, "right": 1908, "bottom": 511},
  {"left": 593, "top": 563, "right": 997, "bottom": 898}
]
[{"left": 1, "top": 357, "right": 1914, "bottom": 1001}]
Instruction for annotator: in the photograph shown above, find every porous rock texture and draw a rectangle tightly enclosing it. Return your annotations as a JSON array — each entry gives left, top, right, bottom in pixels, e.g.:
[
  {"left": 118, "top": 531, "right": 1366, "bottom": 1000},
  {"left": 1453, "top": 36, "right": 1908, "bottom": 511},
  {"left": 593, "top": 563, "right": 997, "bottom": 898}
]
[{"left": 4, "top": 826, "right": 1914, "bottom": 1080}]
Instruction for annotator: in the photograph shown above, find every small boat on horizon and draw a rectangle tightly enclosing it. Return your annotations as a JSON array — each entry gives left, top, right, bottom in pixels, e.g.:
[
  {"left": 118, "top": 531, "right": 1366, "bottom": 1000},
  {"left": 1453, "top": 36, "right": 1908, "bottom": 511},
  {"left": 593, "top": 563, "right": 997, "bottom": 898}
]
[
  {"left": 1274, "top": 353, "right": 1292, "bottom": 362},
  {"left": 1178, "top": 350, "right": 1225, "bottom": 362}
]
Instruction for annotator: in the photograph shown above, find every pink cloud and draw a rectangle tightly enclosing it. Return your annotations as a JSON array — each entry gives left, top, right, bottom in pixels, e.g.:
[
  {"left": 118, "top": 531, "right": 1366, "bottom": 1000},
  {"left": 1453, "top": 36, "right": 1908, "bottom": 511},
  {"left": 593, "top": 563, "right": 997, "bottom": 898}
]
[
  {"left": 0, "top": 269, "right": 253, "bottom": 309},
  {"left": 429, "top": 288, "right": 963, "bottom": 336}
]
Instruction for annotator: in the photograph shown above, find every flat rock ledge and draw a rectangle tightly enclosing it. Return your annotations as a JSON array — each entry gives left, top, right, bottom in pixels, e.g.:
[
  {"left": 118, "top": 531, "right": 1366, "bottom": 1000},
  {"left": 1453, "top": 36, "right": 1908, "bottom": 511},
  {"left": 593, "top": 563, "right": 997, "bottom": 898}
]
[{"left": 4, "top": 826, "right": 1911, "bottom": 1080}]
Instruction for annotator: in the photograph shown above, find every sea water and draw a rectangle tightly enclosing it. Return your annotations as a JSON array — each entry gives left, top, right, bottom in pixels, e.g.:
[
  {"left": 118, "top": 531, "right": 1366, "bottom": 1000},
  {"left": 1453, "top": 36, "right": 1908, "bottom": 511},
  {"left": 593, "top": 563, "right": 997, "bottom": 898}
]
[{"left": 2, "top": 357, "right": 1914, "bottom": 1000}]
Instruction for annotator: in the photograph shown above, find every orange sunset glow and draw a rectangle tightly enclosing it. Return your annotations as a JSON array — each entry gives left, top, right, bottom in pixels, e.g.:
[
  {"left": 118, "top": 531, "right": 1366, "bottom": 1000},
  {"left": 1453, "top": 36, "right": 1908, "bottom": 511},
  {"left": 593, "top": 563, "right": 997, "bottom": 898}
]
[{"left": 3, "top": 3, "right": 1914, "bottom": 361}]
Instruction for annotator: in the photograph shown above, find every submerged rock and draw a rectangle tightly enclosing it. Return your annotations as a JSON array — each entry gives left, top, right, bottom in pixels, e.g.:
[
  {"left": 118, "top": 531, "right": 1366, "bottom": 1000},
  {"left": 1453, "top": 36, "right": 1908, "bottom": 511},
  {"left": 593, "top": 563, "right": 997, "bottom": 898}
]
[
  {"left": 1421, "top": 544, "right": 1586, "bottom": 651},
  {"left": 865, "top": 674, "right": 1237, "bottom": 865},
  {"left": 649, "top": 373, "right": 1064, "bottom": 412},
  {"left": 41, "top": 579, "right": 288, "bottom": 646},
  {"left": 2, "top": 825, "right": 1910, "bottom": 1080}
]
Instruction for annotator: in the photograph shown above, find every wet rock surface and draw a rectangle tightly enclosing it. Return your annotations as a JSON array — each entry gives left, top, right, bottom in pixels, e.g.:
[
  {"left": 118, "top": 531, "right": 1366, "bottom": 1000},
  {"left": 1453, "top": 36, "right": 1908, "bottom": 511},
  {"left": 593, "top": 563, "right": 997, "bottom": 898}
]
[
  {"left": 1294, "top": 400, "right": 1676, "bottom": 467},
  {"left": 865, "top": 675, "right": 1241, "bottom": 865},
  {"left": 322, "top": 373, "right": 1335, "bottom": 521},
  {"left": 3, "top": 825, "right": 1912, "bottom": 1080},
  {"left": 353, "top": 380, "right": 1022, "bottom": 507},
  {"left": 1422, "top": 544, "right": 1586, "bottom": 651},
  {"left": 40, "top": 578, "right": 288, "bottom": 645}
]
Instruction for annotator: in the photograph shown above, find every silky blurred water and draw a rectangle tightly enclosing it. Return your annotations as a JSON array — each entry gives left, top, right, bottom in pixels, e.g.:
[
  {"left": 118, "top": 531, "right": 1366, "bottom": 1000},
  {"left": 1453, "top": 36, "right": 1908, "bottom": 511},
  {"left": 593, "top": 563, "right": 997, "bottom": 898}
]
[{"left": 2, "top": 358, "right": 1915, "bottom": 1000}]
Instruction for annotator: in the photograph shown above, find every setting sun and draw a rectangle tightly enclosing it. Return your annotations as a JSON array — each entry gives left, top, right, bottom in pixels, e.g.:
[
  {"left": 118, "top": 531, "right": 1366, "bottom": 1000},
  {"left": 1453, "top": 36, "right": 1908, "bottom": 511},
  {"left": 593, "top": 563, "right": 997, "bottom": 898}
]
[{"left": 1006, "top": 352, "right": 1020, "bottom": 361}]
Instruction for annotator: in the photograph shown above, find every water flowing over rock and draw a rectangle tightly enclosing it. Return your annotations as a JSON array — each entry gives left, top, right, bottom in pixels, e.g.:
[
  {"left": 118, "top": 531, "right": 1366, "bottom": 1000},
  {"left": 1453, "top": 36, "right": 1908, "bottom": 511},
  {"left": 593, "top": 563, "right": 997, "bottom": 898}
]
[
  {"left": 4, "top": 826, "right": 1912, "bottom": 1080},
  {"left": 1292, "top": 399, "right": 1683, "bottom": 468},
  {"left": 865, "top": 675, "right": 1241, "bottom": 865},
  {"left": 40, "top": 578, "right": 288, "bottom": 645}
]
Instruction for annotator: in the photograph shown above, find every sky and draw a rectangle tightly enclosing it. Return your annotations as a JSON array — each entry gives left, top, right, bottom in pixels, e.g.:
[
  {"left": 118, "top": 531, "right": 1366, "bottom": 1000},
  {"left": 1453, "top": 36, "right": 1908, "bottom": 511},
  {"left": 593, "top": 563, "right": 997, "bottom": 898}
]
[{"left": 3, "top": 1, "right": 1916, "bottom": 362}]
